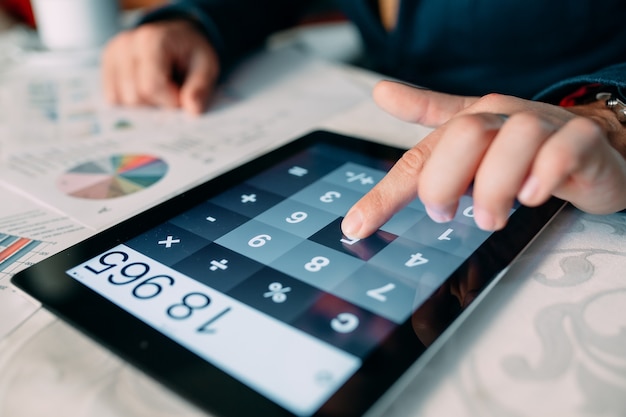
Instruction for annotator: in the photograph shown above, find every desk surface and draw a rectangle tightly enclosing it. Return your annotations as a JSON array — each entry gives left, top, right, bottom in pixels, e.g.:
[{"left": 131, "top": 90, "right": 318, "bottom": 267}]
[{"left": 1, "top": 18, "right": 626, "bottom": 417}]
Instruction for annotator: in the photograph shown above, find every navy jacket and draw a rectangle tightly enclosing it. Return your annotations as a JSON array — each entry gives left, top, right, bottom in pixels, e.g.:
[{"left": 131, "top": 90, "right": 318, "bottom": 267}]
[{"left": 143, "top": 0, "right": 626, "bottom": 103}]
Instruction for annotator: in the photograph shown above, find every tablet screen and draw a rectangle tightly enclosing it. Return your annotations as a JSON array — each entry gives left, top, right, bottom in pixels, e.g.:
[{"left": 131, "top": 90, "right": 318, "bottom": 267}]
[{"left": 12, "top": 130, "right": 564, "bottom": 417}]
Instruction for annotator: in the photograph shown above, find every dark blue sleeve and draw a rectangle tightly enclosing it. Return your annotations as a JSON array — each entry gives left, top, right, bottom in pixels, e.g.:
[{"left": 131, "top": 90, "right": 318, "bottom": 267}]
[
  {"left": 139, "top": 0, "right": 318, "bottom": 69},
  {"left": 534, "top": 63, "right": 626, "bottom": 103}
]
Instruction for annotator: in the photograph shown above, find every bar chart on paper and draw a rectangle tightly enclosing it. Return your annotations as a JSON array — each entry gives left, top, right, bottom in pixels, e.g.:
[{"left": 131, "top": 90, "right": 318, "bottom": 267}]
[
  {"left": 0, "top": 201, "right": 88, "bottom": 339},
  {"left": 0, "top": 233, "right": 53, "bottom": 280},
  {"left": 0, "top": 233, "right": 51, "bottom": 339}
]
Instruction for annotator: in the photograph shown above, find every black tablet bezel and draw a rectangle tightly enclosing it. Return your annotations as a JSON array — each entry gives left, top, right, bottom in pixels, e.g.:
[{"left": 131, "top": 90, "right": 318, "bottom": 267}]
[{"left": 11, "top": 130, "right": 565, "bottom": 417}]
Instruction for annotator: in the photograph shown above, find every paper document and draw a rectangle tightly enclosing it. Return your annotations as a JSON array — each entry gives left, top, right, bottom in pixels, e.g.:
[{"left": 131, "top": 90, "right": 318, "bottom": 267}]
[
  {"left": 0, "top": 186, "right": 91, "bottom": 340},
  {"left": 0, "top": 48, "right": 370, "bottom": 229}
]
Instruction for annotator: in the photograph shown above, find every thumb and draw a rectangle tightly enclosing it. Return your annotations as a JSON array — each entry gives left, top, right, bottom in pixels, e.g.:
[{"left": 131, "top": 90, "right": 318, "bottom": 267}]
[{"left": 372, "top": 80, "right": 479, "bottom": 127}]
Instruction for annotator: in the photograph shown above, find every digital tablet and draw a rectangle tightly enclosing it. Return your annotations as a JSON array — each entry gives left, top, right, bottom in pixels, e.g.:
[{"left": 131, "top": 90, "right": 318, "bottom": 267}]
[{"left": 12, "top": 130, "right": 565, "bottom": 417}]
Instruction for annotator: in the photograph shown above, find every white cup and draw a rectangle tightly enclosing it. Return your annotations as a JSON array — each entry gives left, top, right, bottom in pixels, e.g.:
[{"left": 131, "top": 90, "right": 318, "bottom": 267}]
[{"left": 31, "top": 0, "right": 120, "bottom": 50}]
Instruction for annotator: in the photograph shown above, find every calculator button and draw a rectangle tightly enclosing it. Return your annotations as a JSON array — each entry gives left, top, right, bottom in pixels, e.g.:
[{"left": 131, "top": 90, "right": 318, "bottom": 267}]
[
  {"left": 271, "top": 239, "right": 363, "bottom": 292},
  {"left": 255, "top": 198, "right": 338, "bottom": 239},
  {"left": 309, "top": 218, "right": 396, "bottom": 261},
  {"left": 402, "top": 217, "right": 491, "bottom": 258},
  {"left": 368, "top": 237, "right": 463, "bottom": 288},
  {"left": 452, "top": 197, "right": 515, "bottom": 226},
  {"left": 407, "top": 196, "right": 426, "bottom": 211},
  {"left": 290, "top": 293, "right": 396, "bottom": 358},
  {"left": 172, "top": 243, "right": 263, "bottom": 292},
  {"left": 332, "top": 264, "right": 428, "bottom": 324},
  {"left": 170, "top": 201, "right": 249, "bottom": 242},
  {"left": 126, "top": 222, "right": 210, "bottom": 266},
  {"left": 322, "top": 162, "right": 386, "bottom": 194},
  {"left": 449, "top": 195, "right": 479, "bottom": 226},
  {"left": 290, "top": 181, "right": 363, "bottom": 217},
  {"left": 330, "top": 313, "right": 360, "bottom": 333},
  {"left": 379, "top": 206, "right": 427, "bottom": 236},
  {"left": 228, "top": 268, "right": 321, "bottom": 323},
  {"left": 246, "top": 152, "right": 342, "bottom": 198},
  {"left": 211, "top": 183, "right": 283, "bottom": 218},
  {"left": 216, "top": 219, "right": 303, "bottom": 264}
]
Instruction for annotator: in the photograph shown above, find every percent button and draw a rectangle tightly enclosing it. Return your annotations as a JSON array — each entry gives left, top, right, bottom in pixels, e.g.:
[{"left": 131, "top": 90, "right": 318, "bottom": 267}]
[{"left": 263, "top": 282, "right": 291, "bottom": 303}]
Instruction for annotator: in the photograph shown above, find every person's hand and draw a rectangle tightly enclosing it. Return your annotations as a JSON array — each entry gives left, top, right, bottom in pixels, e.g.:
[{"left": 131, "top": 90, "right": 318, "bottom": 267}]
[
  {"left": 341, "top": 80, "right": 626, "bottom": 238},
  {"left": 102, "top": 19, "right": 220, "bottom": 115}
]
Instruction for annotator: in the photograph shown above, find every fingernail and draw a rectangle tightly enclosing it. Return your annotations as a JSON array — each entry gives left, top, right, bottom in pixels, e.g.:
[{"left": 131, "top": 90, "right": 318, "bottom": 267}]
[
  {"left": 518, "top": 175, "right": 539, "bottom": 203},
  {"left": 425, "top": 205, "right": 454, "bottom": 223},
  {"left": 342, "top": 210, "right": 363, "bottom": 239},
  {"left": 473, "top": 206, "right": 496, "bottom": 230}
]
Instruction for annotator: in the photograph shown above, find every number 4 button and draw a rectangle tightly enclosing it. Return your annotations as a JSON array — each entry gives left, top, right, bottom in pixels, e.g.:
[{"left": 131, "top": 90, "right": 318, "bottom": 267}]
[{"left": 405, "top": 252, "right": 429, "bottom": 267}]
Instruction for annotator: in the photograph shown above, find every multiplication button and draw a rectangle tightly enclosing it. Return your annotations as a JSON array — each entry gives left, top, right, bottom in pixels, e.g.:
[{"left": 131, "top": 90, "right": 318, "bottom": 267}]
[{"left": 126, "top": 222, "right": 210, "bottom": 266}]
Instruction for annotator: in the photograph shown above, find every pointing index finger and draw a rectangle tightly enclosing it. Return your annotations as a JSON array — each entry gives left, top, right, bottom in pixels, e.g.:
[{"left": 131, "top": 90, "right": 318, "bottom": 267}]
[
  {"left": 342, "top": 82, "right": 479, "bottom": 239},
  {"left": 341, "top": 134, "right": 438, "bottom": 239}
]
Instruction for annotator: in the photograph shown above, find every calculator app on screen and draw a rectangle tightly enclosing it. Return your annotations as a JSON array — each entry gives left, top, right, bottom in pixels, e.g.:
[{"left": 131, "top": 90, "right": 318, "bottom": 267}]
[{"left": 66, "top": 139, "right": 499, "bottom": 416}]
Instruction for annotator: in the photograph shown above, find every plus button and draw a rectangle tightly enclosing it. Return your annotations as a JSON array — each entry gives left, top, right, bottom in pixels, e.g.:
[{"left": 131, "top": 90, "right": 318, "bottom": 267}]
[{"left": 158, "top": 235, "right": 181, "bottom": 248}]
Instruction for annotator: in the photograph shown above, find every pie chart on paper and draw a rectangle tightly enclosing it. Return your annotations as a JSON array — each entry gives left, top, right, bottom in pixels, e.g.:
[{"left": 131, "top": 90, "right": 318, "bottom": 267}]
[{"left": 57, "top": 154, "right": 168, "bottom": 199}]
